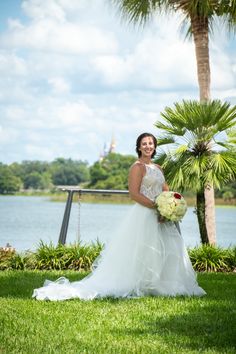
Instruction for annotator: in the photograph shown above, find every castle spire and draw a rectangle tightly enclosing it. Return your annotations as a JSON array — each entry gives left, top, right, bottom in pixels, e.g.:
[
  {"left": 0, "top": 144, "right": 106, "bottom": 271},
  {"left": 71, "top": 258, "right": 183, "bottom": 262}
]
[{"left": 109, "top": 134, "right": 116, "bottom": 153}]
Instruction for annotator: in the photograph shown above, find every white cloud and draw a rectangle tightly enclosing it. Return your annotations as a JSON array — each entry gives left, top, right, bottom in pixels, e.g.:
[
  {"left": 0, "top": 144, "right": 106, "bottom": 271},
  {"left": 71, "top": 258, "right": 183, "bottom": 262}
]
[
  {"left": 24, "top": 144, "right": 58, "bottom": 160},
  {"left": 0, "top": 51, "right": 27, "bottom": 76},
  {"left": 0, "top": 0, "right": 235, "bottom": 165},
  {"left": 0, "top": 126, "right": 19, "bottom": 144},
  {"left": 0, "top": 18, "right": 118, "bottom": 55},
  {"left": 22, "top": 0, "right": 66, "bottom": 22},
  {"left": 131, "top": 36, "right": 196, "bottom": 89},
  {"left": 48, "top": 77, "right": 70, "bottom": 94},
  {"left": 5, "top": 106, "right": 26, "bottom": 121},
  {"left": 93, "top": 55, "right": 134, "bottom": 85},
  {"left": 92, "top": 29, "right": 197, "bottom": 90},
  {"left": 57, "top": 101, "right": 94, "bottom": 126},
  {"left": 210, "top": 40, "right": 236, "bottom": 90}
]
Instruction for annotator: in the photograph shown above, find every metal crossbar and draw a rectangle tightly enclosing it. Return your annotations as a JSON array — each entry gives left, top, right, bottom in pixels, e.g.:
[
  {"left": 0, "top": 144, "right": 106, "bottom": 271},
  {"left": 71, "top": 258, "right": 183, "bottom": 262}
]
[{"left": 57, "top": 187, "right": 129, "bottom": 245}]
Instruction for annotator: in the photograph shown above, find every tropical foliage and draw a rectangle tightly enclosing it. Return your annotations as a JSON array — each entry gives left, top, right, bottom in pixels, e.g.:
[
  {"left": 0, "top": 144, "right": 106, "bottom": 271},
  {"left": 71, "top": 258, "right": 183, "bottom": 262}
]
[
  {"left": 0, "top": 241, "right": 103, "bottom": 271},
  {"left": 188, "top": 245, "right": 236, "bottom": 272},
  {"left": 155, "top": 99, "right": 236, "bottom": 244},
  {"left": 0, "top": 242, "right": 235, "bottom": 272}
]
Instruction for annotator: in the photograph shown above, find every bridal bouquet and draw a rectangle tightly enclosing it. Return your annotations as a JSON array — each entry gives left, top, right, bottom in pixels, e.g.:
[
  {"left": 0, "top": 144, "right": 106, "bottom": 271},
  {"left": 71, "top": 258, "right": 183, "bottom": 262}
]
[{"left": 155, "top": 191, "right": 187, "bottom": 222}]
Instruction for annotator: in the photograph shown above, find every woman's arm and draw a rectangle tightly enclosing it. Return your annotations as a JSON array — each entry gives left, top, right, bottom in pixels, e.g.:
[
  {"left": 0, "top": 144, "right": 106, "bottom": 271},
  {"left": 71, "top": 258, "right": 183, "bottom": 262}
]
[
  {"left": 162, "top": 182, "right": 169, "bottom": 191},
  {"left": 128, "top": 163, "right": 155, "bottom": 209}
]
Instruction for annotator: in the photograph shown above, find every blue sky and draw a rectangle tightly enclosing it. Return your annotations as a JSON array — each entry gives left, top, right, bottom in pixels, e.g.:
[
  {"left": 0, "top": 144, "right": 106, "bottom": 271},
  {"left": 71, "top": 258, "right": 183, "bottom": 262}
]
[{"left": 0, "top": 0, "right": 235, "bottom": 165}]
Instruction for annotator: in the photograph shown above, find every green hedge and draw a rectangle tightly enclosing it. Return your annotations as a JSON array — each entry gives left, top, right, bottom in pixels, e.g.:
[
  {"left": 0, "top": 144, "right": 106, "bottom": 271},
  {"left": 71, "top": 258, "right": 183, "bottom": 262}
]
[
  {"left": 0, "top": 241, "right": 103, "bottom": 271},
  {"left": 0, "top": 242, "right": 235, "bottom": 272},
  {"left": 188, "top": 244, "right": 236, "bottom": 272}
]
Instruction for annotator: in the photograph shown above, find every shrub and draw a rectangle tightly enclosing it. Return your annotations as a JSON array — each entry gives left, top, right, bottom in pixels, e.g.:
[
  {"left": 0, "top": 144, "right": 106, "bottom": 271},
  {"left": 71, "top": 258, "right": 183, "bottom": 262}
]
[
  {"left": 188, "top": 245, "right": 234, "bottom": 272},
  {"left": 30, "top": 240, "right": 103, "bottom": 271},
  {"left": 0, "top": 243, "right": 235, "bottom": 272},
  {"left": 0, "top": 246, "right": 17, "bottom": 270},
  {"left": 226, "top": 246, "right": 236, "bottom": 272}
]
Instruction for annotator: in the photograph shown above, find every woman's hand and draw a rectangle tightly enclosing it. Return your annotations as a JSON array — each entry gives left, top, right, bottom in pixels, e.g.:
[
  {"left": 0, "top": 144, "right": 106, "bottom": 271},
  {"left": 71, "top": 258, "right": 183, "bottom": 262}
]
[{"left": 158, "top": 215, "right": 166, "bottom": 223}]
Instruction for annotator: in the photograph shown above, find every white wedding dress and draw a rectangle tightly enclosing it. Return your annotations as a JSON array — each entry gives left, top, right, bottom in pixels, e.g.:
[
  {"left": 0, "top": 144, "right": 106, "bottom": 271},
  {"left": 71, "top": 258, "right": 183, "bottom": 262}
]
[{"left": 33, "top": 164, "right": 206, "bottom": 301}]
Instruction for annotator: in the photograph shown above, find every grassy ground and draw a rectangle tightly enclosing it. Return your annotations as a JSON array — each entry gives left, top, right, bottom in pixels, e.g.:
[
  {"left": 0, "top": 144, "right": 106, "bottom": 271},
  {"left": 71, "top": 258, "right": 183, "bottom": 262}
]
[{"left": 0, "top": 271, "right": 235, "bottom": 353}]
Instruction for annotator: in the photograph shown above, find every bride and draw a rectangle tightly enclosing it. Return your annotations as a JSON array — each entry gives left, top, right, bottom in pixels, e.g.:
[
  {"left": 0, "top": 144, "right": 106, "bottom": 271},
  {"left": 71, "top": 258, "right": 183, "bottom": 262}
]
[{"left": 33, "top": 132, "right": 206, "bottom": 301}]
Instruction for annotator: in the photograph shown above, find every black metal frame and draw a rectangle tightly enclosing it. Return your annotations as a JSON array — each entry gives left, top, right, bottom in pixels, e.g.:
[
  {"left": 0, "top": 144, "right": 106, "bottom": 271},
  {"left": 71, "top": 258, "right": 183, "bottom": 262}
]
[{"left": 58, "top": 187, "right": 129, "bottom": 245}]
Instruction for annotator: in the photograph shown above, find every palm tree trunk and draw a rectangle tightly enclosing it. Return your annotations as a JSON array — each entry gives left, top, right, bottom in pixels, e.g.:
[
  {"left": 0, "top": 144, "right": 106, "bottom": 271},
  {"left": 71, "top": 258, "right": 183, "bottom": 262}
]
[
  {"left": 191, "top": 15, "right": 210, "bottom": 101},
  {"left": 204, "top": 186, "right": 216, "bottom": 245},
  {"left": 191, "top": 14, "right": 216, "bottom": 244},
  {"left": 196, "top": 190, "right": 209, "bottom": 244}
]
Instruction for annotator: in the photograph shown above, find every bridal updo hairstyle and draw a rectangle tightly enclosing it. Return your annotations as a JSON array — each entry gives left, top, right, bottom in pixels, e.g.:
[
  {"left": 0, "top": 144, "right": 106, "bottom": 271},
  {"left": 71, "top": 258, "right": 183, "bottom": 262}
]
[{"left": 136, "top": 132, "right": 157, "bottom": 158}]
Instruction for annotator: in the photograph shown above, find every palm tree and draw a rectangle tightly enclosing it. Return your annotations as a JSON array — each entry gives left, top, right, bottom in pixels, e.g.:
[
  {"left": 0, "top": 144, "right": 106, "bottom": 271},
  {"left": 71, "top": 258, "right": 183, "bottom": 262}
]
[
  {"left": 112, "top": 0, "right": 236, "bottom": 243},
  {"left": 155, "top": 99, "right": 236, "bottom": 244}
]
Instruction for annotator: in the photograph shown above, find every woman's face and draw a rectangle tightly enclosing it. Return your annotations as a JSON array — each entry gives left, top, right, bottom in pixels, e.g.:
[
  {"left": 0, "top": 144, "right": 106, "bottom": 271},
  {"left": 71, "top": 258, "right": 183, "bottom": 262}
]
[{"left": 139, "top": 136, "right": 155, "bottom": 158}]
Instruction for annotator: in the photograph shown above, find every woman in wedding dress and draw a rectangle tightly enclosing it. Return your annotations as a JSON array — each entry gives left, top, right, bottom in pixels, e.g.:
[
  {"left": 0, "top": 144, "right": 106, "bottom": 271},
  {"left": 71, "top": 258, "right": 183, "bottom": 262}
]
[{"left": 33, "top": 133, "right": 206, "bottom": 301}]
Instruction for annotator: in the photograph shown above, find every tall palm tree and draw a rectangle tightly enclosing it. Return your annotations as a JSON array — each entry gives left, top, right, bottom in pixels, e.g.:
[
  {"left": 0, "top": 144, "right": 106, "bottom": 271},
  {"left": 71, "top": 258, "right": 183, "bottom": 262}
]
[
  {"left": 155, "top": 99, "right": 236, "bottom": 244},
  {"left": 112, "top": 0, "right": 236, "bottom": 243}
]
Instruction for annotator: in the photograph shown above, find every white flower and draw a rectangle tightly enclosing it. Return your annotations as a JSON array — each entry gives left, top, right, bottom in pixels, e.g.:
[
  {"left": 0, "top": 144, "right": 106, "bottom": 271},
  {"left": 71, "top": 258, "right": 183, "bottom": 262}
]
[{"left": 155, "top": 191, "right": 187, "bottom": 222}]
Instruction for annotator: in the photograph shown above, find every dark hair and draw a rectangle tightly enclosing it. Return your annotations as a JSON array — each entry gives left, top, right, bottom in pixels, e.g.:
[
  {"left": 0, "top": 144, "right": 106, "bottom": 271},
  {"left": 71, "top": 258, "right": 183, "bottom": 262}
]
[{"left": 136, "top": 132, "right": 157, "bottom": 158}]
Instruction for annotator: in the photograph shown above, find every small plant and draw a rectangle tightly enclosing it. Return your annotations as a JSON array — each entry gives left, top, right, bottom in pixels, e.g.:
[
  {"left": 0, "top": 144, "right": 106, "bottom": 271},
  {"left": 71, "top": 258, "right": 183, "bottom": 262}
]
[
  {"left": 0, "top": 245, "right": 16, "bottom": 270},
  {"left": 33, "top": 240, "right": 104, "bottom": 271},
  {"left": 188, "top": 245, "right": 232, "bottom": 272},
  {"left": 226, "top": 246, "right": 236, "bottom": 272},
  {"left": 0, "top": 242, "right": 235, "bottom": 272},
  {"left": 33, "top": 241, "right": 66, "bottom": 270}
]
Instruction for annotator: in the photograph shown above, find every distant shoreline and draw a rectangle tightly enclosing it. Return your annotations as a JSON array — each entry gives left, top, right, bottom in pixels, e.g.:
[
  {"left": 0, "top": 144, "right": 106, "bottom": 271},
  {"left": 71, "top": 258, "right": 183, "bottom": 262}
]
[{"left": 1, "top": 192, "right": 235, "bottom": 207}]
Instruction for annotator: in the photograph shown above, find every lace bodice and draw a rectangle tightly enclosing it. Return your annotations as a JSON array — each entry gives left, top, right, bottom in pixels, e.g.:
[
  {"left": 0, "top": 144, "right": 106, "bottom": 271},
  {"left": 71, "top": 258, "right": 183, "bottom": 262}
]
[{"left": 140, "top": 164, "right": 165, "bottom": 201}]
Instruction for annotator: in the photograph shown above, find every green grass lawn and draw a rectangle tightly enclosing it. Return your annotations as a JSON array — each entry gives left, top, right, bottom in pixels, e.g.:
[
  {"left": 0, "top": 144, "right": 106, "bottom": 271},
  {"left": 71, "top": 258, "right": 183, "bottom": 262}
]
[{"left": 0, "top": 271, "right": 235, "bottom": 354}]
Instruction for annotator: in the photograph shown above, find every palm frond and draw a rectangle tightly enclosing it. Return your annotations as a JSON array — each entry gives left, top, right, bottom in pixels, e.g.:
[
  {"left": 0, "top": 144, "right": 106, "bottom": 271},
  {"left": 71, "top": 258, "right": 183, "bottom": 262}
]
[
  {"left": 156, "top": 136, "right": 175, "bottom": 146},
  {"left": 175, "top": 144, "right": 189, "bottom": 154},
  {"left": 111, "top": 0, "right": 168, "bottom": 26},
  {"left": 199, "top": 152, "right": 236, "bottom": 189},
  {"left": 112, "top": 0, "right": 236, "bottom": 37},
  {"left": 215, "top": 104, "right": 236, "bottom": 131},
  {"left": 155, "top": 99, "right": 236, "bottom": 192},
  {"left": 227, "top": 127, "right": 236, "bottom": 145},
  {"left": 211, "top": 152, "right": 236, "bottom": 176},
  {"left": 159, "top": 100, "right": 236, "bottom": 144},
  {"left": 216, "top": 0, "right": 236, "bottom": 34},
  {"left": 215, "top": 141, "right": 235, "bottom": 151},
  {"left": 173, "top": 0, "right": 236, "bottom": 35}
]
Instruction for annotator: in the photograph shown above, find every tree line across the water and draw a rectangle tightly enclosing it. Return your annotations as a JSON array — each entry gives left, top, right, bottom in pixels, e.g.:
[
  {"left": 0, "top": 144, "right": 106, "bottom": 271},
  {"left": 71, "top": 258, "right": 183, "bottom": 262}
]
[
  {"left": 0, "top": 153, "right": 136, "bottom": 194},
  {"left": 0, "top": 152, "right": 235, "bottom": 201}
]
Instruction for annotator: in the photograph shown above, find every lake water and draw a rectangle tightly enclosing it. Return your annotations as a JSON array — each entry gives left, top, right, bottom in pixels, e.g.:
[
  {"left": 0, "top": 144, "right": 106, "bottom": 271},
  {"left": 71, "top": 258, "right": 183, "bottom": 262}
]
[{"left": 0, "top": 196, "right": 235, "bottom": 251}]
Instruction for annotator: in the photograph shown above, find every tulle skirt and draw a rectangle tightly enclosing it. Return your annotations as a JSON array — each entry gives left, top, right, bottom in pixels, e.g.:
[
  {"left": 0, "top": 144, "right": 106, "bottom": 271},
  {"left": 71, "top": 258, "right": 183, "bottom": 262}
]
[{"left": 32, "top": 203, "right": 206, "bottom": 301}]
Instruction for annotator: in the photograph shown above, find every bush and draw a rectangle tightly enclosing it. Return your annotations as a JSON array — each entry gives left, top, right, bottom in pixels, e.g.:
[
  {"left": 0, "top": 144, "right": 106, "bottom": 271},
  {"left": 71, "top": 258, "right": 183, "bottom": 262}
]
[
  {"left": 188, "top": 245, "right": 236, "bottom": 272},
  {"left": 226, "top": 247, "right": 236, "bottom": 271},
  {"left": 0, "top": 243, "right": 235, "bottom": 272},
  {"left": 0, "top": 246, "right": 33, "bottom": 270},
  {"left": 0, "top": 246, "right": 16, "bottom": 270},
  {"left": 30, "top": 241, "right": 103, "bottom": 271}
]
